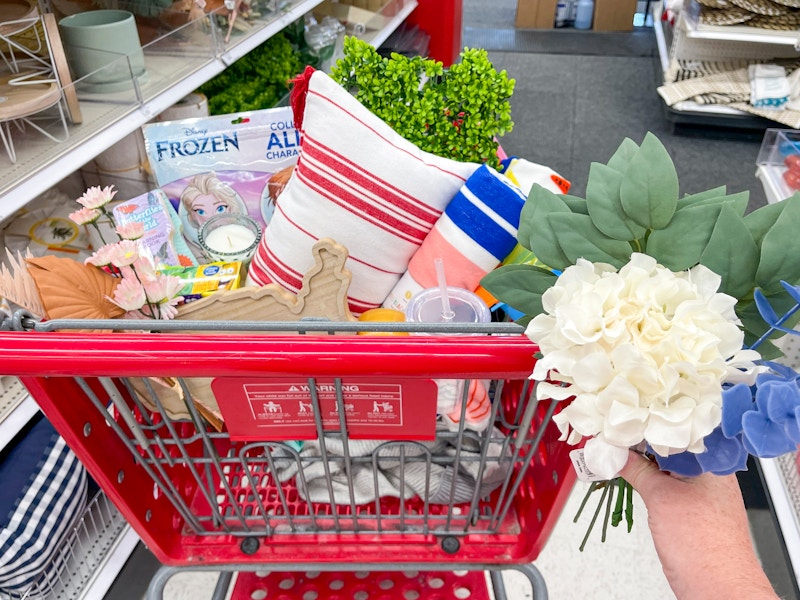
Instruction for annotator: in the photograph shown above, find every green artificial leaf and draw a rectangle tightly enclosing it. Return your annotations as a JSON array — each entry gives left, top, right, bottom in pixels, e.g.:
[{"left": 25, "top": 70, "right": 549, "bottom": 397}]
[
  {"left": 586, "top": 163, "right": 646, "bottom": 241},
  {"left": 676, "top": 186, "right": 727, "bottom": 210},
  {"left": 755, "top": 196, "right": 800, "bottom": 292},
  {"left": 519, "top": 184, "right": 573, "bottom": 270},
  {"left": 480, "top": 264, "right": 557, "bottom": 319},
  {"left": 744, "top": 197, "right": 790, "bottom": 245},
  {"left": 645, "top": 203, "right": 722, "bottom": 271},
  {"left": 699, "top": 204, "right": 759, "bottom": 299},
  {"left": 606, "top": 137, "right": 640, "bottom": 173},
  {"left": 676, "top": 191, "right": 749, "bottom": 217},
  {"left": 560, "top": 195, "right": 590, "bottom": 215},
  {"left": 548, "top": 212, "right": 632, "bottom": 268},
  {"left": 619, "top": 132, "right": 679, "bottom": 230}
]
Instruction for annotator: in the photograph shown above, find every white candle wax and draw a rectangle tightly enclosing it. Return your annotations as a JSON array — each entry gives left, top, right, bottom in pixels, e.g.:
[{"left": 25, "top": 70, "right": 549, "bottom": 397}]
[{"left": 203, "top": 223, "right": 257, "bottom": 254}]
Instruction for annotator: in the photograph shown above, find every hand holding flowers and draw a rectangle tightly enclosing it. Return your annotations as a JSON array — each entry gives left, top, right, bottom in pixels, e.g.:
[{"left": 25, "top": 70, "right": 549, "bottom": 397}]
[{"left": 481, "top": 132, "right": 800, "bottom": 546}]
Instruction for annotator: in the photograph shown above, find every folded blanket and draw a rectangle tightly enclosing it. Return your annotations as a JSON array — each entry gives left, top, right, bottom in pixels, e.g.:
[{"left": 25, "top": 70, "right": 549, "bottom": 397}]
[
  {"left": 273, "top": 427, "right": 511, "bottom": 506},
  {"left": 246, "top": 69, "right": 480, "bottom": 315},
  {"left": 383, "top": 164, "right": 525, "bottom": 312}
]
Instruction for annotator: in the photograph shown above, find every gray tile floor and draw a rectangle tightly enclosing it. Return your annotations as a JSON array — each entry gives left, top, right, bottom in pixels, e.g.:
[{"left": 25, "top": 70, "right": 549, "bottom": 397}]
[{"left": 108, "top": 3, "right": 799, "bottom": 599}]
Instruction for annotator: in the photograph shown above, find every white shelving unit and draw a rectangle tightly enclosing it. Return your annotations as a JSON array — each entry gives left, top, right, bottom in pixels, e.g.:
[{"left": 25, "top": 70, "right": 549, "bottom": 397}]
[
  {"left": 0, "top": 0, "right": 327, "bottom": 222},
  {"left": 653, "top": 0, "right": 800, "bottom": 123}
]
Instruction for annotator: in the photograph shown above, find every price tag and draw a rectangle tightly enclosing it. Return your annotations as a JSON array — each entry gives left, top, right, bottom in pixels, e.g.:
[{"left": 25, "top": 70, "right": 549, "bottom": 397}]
[{"left": 570, "top": 448, "right": 606, "bottom": 482}]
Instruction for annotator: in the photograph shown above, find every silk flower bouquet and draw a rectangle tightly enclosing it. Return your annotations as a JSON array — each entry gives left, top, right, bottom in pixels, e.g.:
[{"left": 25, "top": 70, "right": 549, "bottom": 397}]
[{"left": 481, "top": 132, "right": 800, "bottom": 546}]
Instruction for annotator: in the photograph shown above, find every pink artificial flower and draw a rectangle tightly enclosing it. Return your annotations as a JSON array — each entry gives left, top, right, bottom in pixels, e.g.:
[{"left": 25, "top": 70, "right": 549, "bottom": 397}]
[
  {"left": 156, "top": 297, "right": 181, "bottom": 320},
  {"left": 69, "top": 207, "right": 102, "bottom": 226},
  {"left": 142, "top": 273, "right": 183, "bottom": 304},
  {"left": 107, "top": 240, "right": 140, "bottom": 268},
  {"left": 116, "top": 221, "right": 145, "bottom": 241},
  {"left": 85, "top": 244, "right": 117, "bottom": 267},
  {"left": 77, "top": 185, "right": 116, "bottom": 209},
  {"left": 143, "top": 273, "right": 183, "bottom": 320},
  {"left": 131, "top": 254, "right": 158, "bottom": 280},
  {"left": 109, "top": 277, "right": 147, "bottom": 312}
]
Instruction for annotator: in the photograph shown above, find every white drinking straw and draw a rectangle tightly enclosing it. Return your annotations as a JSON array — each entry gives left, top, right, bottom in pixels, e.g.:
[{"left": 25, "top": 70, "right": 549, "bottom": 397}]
[{"left": 435, "top": 257, "right": 455, "bottom": 322}]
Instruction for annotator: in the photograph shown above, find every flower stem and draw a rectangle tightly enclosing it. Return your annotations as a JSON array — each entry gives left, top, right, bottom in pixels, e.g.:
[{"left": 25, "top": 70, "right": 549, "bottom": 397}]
[
  {"left": 91, "top": 222, "right": 109, "bottom": 246},
  {"left": 129, "top": 264, "right": 160, "bottom": 319},
  {"left": 611, "top": 476, "right": 625, "bottom": 527},
  {"left": 574, "top": 481, "right": 600, "bottom": 523},
  {"left": 625, "top": 480, "right": 634, "bottom": 532},
  {"left": 601, "top": 479, "right": 615, "bottom": 542},
  {"left": 579, "top": 483, "right": 609, "bottom": 552}
]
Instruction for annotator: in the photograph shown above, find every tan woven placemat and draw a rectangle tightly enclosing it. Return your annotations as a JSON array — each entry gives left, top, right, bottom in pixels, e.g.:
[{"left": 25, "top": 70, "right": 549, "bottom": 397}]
[
  {"left": 727, "top": 0, "right": 787, "bottom": 16},
  {"left": 765, "top": 0, "right": 800, "bottom": 10},
  {"left": 699, "top": 5, "right": 756, "bottom": 23},
  {"left": 748, "top": 9, "right": 800, "bottom": 26},
  {"left": 695, "top": 0, "right": 732, "bottom": 9}
]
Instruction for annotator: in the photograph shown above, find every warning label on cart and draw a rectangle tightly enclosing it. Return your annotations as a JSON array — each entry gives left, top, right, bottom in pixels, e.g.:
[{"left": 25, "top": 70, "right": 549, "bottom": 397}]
[{"left": 211, "top": 377, "right": 437, "bottom": 441}]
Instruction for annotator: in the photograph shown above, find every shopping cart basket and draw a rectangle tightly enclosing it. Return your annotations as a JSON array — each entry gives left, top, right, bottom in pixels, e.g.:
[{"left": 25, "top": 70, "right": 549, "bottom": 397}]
[{"left": 1, "top": 314, "right": 577, "bottom": 599}]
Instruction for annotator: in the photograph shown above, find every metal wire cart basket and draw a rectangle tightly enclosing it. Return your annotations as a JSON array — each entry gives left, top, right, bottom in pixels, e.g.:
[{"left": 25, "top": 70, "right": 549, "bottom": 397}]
[{"left": 1, "top": 316, "right": 577, "bottom": 599}]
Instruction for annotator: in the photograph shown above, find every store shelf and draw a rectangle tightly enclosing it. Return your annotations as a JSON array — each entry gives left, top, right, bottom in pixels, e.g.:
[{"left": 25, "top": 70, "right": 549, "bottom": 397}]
[
  {"left": 0, "top": 0, "right": 325, "bottom": 225},
  {"left": 0, "top": 377, "right": 38, "bottom": 452},
  {"left": 652, "top": 2, "right": 796, "bottom": 128},
  {"left": 682, "top": 0, "right": 800, "bottom": 46},
  {"left": 761, "top": 455, "right": 800, "bottom": 585},
  {"left": 362, "top": 0, "right": 419, "bottom": 49},
  {"left": 20, "top": 490, "right": 140, "bottom": 600}
]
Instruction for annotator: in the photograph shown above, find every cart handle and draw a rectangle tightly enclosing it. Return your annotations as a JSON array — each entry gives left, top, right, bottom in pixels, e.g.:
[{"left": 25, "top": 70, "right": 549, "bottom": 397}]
[{"left": 0, "top": 329, "right": 538, "bottom": 379}]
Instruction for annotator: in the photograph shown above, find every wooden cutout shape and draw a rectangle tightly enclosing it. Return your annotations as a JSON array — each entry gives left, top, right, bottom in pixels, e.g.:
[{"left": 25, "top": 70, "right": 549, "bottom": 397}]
[{"left": 175, "top": 238, "right": 356, "bottom": 326}]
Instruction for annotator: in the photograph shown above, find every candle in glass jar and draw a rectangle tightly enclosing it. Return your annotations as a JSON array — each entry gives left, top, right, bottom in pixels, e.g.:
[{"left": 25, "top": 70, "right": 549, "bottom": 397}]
[
  {"left": 198, "top": 214, "right": 262, "bottom": 264},
  {"left": 203, "top": 224, "right": 257, "bottom": 253}
]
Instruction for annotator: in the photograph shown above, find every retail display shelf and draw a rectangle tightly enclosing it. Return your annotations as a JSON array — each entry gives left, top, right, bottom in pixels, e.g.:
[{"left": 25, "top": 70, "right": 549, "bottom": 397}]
[
  {"left": 653, "top": 4, "right": 749, "bottom": 120},
  {"left": 78, "top": 524, "right": 140, "bottom": 600},
  {"left": 21, "top": 491, "right": 140, "bottom": 600},
  {"left": 0, "top": 0, "right": 325, "bottom": 225},
  {"left": 761, "top": 455, "right": 800, "bottom": 585},
  {"left": 0, "top": 377, "right": 38, "bottom": 451},
  {"left": 652, "top": 3, "right": 780, "bottom": 126},
  {"left": 682, "top": 1, "right": 799, "bottom": 46},
  {"left": 653, "top": 2, "right": 670, "bottom": 75},
  {"left": 363, "top": 0, "right": 419, "bottom": 49}
]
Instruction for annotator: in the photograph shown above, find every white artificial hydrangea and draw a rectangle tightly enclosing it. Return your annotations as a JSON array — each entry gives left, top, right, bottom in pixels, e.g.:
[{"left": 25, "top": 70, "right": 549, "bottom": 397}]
[{"left": 527, "top": 253, "right": 762, "bottom": 479}]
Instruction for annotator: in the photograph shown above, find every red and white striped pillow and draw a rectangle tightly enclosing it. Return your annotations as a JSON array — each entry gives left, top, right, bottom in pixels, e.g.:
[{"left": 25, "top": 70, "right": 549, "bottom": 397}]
[{"left": 246, "top": 69, "right": 479, "bottom": 316}]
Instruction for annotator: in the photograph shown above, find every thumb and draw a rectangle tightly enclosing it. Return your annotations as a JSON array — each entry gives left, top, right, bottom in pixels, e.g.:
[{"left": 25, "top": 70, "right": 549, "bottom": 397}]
[{"left": 618, "top": 450, "right": 662, "bottom": 496}]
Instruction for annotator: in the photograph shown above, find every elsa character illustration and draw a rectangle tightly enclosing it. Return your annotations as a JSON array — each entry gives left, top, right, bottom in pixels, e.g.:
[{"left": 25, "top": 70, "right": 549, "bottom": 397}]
[{"left": 178, "top": 172, "right": 248, "bottom": 253}]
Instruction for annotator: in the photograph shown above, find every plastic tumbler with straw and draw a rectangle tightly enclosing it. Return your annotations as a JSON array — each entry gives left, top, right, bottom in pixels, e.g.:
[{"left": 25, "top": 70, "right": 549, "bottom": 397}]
[{"left": 405, "top": 257, "right": 490, "bottom": 331}]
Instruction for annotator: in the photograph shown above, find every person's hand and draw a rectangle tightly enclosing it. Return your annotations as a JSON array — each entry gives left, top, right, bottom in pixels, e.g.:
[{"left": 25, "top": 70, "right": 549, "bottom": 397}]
[{"left": 619, "top": 451, "right": 779, "bottom": 600}]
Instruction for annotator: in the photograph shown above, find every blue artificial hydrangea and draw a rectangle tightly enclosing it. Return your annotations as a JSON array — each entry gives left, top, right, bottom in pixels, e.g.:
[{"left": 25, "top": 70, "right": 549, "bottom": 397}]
[
  {"left": 652, "top": 426, "right": 749, "bottom": 477},
  {"left": 656, "top": 281, "right": 800, "bottom": 477}
]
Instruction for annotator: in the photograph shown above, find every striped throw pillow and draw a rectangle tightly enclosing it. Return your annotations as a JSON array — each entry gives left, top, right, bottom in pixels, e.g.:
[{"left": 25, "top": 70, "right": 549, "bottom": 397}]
[{"left": 246, "top": 69, "right": 480, "bottom": 316}]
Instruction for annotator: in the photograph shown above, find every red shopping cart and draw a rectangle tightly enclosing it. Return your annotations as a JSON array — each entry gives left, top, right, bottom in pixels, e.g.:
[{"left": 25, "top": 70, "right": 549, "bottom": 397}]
[{"left": 1, "top": 314, "right": 577, "bottom": 600}]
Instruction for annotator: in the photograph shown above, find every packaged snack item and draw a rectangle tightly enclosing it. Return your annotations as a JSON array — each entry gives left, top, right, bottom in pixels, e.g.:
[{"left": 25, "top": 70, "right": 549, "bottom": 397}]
[
  {"left": 159, "top": 261, "right": 242, "bottom": 303},
  {"left": 142, "top": 107, "right": 300, "bottom": 258},
  {"left": 112, "top": 189, "right": 198, "bottom": 268}
]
